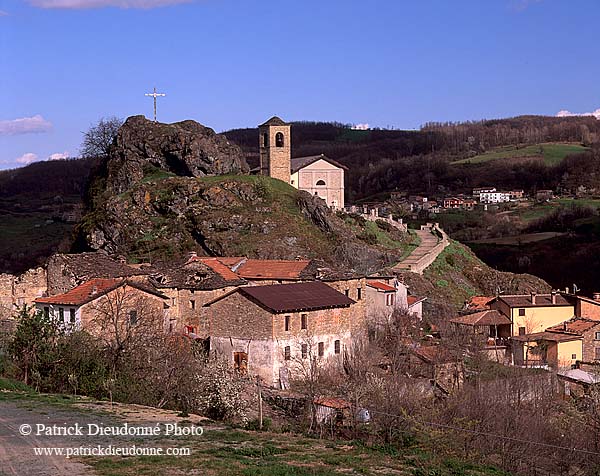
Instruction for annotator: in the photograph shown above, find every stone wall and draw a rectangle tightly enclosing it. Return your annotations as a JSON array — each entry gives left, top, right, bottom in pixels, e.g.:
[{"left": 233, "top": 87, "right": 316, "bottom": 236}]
[
  {"left": 0, "top": 267, "right": 47, "bottom": 318},
  {"left": 582, "top": 326, "right": 600, "bottom": 362}
]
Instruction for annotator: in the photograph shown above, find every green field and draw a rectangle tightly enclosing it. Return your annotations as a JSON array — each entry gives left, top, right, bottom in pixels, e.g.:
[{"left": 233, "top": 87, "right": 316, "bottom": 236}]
[{"left": 452, "top": 142, "right": 589, "bottom": 166}]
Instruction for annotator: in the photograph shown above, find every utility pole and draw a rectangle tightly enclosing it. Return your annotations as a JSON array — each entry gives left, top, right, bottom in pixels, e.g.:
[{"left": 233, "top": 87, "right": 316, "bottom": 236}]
[
  {"left": 144, "top": 87, "right": 166, "bottom": 122},
  {"left": 256, "top": 376, "right": 263, "bottom": 430}
]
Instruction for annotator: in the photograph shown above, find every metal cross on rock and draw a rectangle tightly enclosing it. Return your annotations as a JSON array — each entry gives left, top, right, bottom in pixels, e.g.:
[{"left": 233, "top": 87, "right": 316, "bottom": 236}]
[{"left": 144, "top": 87, "right": 166, "bottom": 122}]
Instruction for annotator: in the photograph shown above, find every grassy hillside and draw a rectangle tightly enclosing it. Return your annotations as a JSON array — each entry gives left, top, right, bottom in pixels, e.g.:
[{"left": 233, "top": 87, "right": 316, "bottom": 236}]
[{"left": 452, "top": 142, "right": 589, "bottom": 166}]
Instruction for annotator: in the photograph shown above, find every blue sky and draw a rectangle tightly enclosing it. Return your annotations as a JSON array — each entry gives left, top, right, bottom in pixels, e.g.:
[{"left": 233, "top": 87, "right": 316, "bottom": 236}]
[{"left": 0, "top": 0, "right": 599, "bottom": 169}]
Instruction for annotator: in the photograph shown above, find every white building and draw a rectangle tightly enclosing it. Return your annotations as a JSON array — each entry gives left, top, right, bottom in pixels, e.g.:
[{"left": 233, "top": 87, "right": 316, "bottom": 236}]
[{"left": 479, "top": 191, "right": 511, "bottom": 204}]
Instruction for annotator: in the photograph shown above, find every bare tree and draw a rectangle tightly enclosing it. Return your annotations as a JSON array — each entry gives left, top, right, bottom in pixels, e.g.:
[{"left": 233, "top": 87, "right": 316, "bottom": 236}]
[{"left": 80, "top": 116, "right": 123, "bottom": 159}]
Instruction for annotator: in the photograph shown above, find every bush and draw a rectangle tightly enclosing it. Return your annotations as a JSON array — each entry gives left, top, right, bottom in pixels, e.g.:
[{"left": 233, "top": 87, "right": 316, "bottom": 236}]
[{"left": 246, "top": 417, "right": 273, "bottom": 431}]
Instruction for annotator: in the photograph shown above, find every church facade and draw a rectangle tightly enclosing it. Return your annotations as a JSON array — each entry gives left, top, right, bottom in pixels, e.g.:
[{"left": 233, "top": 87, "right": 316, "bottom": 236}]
[{"left": 258, "top": 116, "right": 346, "bottom": 209}]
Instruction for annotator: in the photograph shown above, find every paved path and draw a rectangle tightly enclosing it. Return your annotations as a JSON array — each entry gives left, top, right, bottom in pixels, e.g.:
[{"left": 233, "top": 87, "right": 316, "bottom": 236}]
[{"left": 392, "top": 228, "right": 444, "bottom": 273}]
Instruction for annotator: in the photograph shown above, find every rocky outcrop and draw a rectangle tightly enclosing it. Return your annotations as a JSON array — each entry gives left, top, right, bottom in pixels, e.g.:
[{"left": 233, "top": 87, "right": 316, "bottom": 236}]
[
  {"left": 105, "top": 115, "right": 249, "bottom": 194},
  {"left": 78, "top": 175, "right": 400, "bottom": 274}
]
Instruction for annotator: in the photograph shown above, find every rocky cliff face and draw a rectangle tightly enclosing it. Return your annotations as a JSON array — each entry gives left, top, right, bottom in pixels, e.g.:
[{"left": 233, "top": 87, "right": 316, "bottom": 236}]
[
  {"left": 79, "top": 175, "right": 400, "bottom": 274},
  {"left": 105, "top": 115, "right": 249, "bottom": 194}
]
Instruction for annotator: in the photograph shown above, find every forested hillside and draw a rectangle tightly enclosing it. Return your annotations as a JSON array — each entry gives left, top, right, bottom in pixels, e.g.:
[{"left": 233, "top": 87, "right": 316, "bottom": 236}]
[{"left": 224, "top": 115, "right": 600, "bottom": 201}]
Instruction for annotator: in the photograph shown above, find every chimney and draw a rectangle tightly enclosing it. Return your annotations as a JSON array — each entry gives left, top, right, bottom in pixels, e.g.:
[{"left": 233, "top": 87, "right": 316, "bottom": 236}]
[
  {"left": 551, "top": 290, "right": 557, "bottom": 305},
  {"left": 563, "top": 322, "right": 568, "bottom": 331},
  {"left": 187, "top": 251, "right": 198, "bottom": 261},
  {"left": 530, "top": 292, "right": 537, "bottom": 305},
  {"left": 593, "top": 293, "right": 600, "bottom": 302},
  {"left": 565, "top": 287, "right": 570, "bottom": 295},
  {"left": 91, "top": 285, "right": 98, "bottom": 296}
]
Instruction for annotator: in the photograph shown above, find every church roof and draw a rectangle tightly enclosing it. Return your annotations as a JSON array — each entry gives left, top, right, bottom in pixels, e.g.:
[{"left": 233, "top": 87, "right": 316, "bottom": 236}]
[
  {"left": 291, "top": 154, "right": 348, "bottom": 173},
  {"left": 259, "top": 116, "right": 288, "bottom": 127}
]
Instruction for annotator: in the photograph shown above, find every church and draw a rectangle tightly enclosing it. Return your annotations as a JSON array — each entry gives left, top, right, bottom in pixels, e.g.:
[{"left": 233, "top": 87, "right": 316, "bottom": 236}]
[{"left": 258, "top": 116, "right": 346, "bottom": 209}]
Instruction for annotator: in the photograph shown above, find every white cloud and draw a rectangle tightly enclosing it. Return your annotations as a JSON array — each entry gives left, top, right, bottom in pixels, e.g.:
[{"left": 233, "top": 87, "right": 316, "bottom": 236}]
[
  {"left": 0, "top": 115, "right": 53, "bottom": 135},
  {"left": 16, "top": 153, "right": 39, "bottom": 165},
  {"left": 556, "top": 108, "right": 600, "bottom": 120},
  {"left": 27, "top": 0, "right": 192, "bottom": 8},
  {"left": 49, "top": 151, "right": 70, "bottom": 161},
  {"left": 351, "top": 123, "right": 370, "bottom": 130}
]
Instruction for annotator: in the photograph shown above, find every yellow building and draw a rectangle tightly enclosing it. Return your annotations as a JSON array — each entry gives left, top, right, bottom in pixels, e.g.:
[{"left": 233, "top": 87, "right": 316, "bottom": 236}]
[
  {"left": 511, "top": 332, "right": 582, "bottom": 370},
  {"left": 490, "top": 292, "right": 575, "bottom": 336}
]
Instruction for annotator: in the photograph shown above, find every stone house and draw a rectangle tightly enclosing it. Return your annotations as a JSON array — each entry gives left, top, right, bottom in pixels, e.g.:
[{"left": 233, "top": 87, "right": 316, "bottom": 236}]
[
  {"left": 148, "top": 256, "right": 245, "bottom": 337},
  {"left": 46, "top": 252, "right": 146, "bottom": 295},
  {"left": 203, "top": 281, "right": 360, "bottom": 387},
  {"left": 404, "top": 345, "right": 464, "bottom": 394},
  {"left": 34, "top": 278, "right": 168, "bottom": 338}
]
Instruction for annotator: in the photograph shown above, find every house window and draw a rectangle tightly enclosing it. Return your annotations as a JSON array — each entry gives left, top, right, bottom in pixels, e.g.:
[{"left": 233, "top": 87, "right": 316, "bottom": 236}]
[
  {"left": 318, "top": 342, "right": 324, "bottom": 357},
  {"left": 518, "top": 327, "right": 526, "bottom": 336},
  {"left": 595, "top": 347, "right": 600, "bottom": 360},
  {"left": 59, "top": 307, "right": 64, "bottom": 321},
  {"left": 129, "top": 310, "right": 138, "bottom": 326},
  {"left": 595, "top": 331, "right": 600, "bottom": 340},
  {"left": 334, "top": 340, "right": 341, "bottom": 354},
  {"left": 262, "top": 133, "right": 268, "bottom": 147},
  {"left": 344, "top": 289, "right": 349, "bottom": 297},
  {"left": 284, "top": 346, "right": 291, "bottom": 361},
  {"left": 301, "top": 344, "right": 308, "bottom": 359},
  {"left": 43, "top": 307, "right": 49, "bottom": 319},
  {"left": 190, "top": 300, "right": 196, "bottom": 310},
  {"left": 386, "top": 294, "right": 395, "bottom": 306},
  {"left": 69, "top": 308, "right": 76, "bottom": 324},
  {"left": 316, "top": 179, "right": 326, "bottom": 186},
  {"left": 357, "top": 288, "right": 362, "bottom": 300},
  {"left": 518, "top": 308, "right": 526, "bottom": 316},
  {"left": 284, "top": 315, "right": 290, "bottom": 331},
  {"left": 571, "top": 354, "right": 577, "bottom": 360},
  {"left": 234, "top": 352, "right": 248, "bottom": 375},
  {"left": 275, "top": 132, "right": 284, "bottom": 147},
  {"left": 301, "top": 314, "right": 307, "bottom": 330}
]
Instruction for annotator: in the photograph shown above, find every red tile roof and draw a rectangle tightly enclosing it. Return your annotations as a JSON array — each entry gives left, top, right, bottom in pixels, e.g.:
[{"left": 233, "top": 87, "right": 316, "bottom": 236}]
[
  {"left": 407, "top": 295, "right": 425, "bottom": 307},
  {"left": 314, "top": 397, "right": 351, "bottom": 409},
  {"left": 367, "top": 281, "right": 396, "bottom": 292},
  {"left": 35, "top": 278, "right": 122, "bottom": 306},
  {"left": 450, "top": 309, "right": 511, "bottom": 326},
  {"left": 35, "top": 278, "right": 166, "bottom": 306},
  {"left": 546, "top": 317, "right": 600, "bottom": 335},
  {"left": 234, "top": 259, "right": 311, "bottom": 280},
  {"left": 196, "top": 257, "right": 242, "bottom": 282},
  {"left": 465, "top": 296, "right": 494, "bottom": 311}
]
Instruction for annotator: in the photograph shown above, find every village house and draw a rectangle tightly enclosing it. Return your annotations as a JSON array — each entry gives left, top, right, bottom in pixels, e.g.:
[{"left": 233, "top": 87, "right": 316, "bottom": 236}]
[
  {"left": 34, "top": 278, "right": 169, "bottom": 338},
  {"left": 511, "top": 317, "right": 600, "bottom": 369},
  {"left": 489, "top": 292, "right": 575, "bottom": 336},
  {"left": 535, "top": 189, "right": 554, "bottom": 202},
  {"left": 442, "top": 197, "right": 464, "bottom": 209},
  {"left": 259, "top": 116, "right": 346, "bottom": 209},
  {"left": 365, "top": 278, "right": 425, "bottom": 323},
  {"left": 203, "top": 281, "right": 360, "bottom": 387},
  {"left": 479, "top": 191, "right": 511, "bottom": 204},
  {"left": 46, "top": 252, "right": 147, "bottom": 295},
  {"left": 403, "top": 345, "right": 464, "bottom": 394},
  {"left": 147, "top": 255, "right": 246, "bottom": 337}
]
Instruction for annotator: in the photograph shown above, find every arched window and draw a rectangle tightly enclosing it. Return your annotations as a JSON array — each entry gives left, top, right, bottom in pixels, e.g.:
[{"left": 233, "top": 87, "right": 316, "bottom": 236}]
[
  {"left": 262, "top": 133, "right": 268, "bottom": 147},
  {"left": 275, "top": 132, "right": 284, "bottom": 147},
  {"left": 316, "top": 179, "right": 326, "bottom": 186}
]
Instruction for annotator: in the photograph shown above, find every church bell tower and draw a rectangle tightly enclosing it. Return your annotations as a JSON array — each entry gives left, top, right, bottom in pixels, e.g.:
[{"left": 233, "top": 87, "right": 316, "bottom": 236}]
[{"left": 259, "top": 116, "right": 291, "bottom": 183}]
